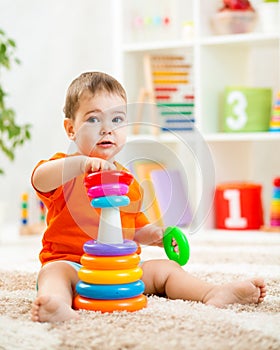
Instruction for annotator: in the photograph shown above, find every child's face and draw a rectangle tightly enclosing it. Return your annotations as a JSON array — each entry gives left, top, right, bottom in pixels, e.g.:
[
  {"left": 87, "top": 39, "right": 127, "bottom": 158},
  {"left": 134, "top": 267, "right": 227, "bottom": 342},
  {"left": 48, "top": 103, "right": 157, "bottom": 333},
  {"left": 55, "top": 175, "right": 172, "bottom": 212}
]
[{"left": 65, "top": 91, "right": 127, "bottom": 161}]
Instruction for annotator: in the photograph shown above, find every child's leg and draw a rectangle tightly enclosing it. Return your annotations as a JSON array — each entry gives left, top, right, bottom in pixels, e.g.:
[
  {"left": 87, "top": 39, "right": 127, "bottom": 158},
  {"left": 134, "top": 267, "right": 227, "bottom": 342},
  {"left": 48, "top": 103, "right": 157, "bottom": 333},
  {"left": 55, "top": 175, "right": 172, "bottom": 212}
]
[
  {"left": 141, "top": 260, "right": 266, "bottom": 307},
  {"left": 31, "top": 261, "right": 80, "bottom": 322}
]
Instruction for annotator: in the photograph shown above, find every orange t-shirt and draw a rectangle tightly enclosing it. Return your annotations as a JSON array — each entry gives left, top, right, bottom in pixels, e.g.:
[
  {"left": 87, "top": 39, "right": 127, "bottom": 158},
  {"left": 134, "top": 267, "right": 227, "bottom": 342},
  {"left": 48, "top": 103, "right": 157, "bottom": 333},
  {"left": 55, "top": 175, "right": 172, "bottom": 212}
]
[{"left": 32, "top": 153, "right": 149, "bottom": 265}]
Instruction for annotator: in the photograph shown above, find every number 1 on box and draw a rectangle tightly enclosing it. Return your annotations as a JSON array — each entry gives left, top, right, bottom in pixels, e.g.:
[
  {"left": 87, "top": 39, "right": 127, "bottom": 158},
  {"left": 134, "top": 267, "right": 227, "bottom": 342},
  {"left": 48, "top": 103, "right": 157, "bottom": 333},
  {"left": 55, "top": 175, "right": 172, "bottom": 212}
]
[{"left": 224, "top": 189, "right": 247, "bottom": 228}]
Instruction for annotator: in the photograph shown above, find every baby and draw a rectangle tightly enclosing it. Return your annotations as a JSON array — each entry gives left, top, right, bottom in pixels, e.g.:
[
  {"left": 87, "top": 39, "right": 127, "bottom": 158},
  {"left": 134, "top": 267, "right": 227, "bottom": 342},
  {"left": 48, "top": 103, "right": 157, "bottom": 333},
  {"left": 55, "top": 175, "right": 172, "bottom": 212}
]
[{"left": 31, "top": 72, "right": 266, "bottom": 322}]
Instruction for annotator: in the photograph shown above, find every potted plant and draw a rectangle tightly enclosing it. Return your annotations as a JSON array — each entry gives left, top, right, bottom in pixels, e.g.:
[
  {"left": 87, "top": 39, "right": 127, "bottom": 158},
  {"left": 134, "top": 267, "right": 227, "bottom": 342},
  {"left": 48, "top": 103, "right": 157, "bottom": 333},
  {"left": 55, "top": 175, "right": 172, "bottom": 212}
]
[{"left": 0, "top": 29, "right": 31, "bottom": 174}]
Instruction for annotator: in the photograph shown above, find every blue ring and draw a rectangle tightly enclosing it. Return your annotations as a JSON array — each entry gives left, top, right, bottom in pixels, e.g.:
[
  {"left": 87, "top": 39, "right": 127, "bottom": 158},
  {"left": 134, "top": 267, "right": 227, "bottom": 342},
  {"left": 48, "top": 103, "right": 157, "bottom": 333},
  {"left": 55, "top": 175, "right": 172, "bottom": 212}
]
[
  {"left": 273, "top": 188, "right": 280, "bottom": 199},
  {"left": 83, "top": 239, "right": 138, "bottom": 256},
  {"left": 91, "top": 195, "right": 130, "bottom": 208},
  {"left": 76, "top": 280, "right": 145, "bottom": 300}
]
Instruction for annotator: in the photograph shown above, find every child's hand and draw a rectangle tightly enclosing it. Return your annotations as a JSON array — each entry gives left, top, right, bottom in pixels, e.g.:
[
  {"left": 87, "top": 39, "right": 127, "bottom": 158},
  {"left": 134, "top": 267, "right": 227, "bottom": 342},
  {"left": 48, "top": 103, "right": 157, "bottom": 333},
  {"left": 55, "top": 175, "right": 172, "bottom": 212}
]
[
  {"left": 134, "top": 224, "right": 164, "bottom": 247},
  {"left": 83, "top": 157, "right": 116, "bottom": 174},
  {"left": 171, "top": 238, "right": 179, "bottom": 252},
  {"left": 146, "top": 225, "right": 164, "bottom": 247}
]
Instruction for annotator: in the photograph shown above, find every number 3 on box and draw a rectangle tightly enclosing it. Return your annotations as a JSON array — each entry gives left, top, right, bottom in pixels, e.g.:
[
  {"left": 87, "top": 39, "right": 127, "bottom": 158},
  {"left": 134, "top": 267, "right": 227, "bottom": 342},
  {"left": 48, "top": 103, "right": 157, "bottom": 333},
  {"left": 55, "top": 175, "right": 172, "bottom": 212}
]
[{"left": 226, "top": 91, "right": 248, "bottom": 130}]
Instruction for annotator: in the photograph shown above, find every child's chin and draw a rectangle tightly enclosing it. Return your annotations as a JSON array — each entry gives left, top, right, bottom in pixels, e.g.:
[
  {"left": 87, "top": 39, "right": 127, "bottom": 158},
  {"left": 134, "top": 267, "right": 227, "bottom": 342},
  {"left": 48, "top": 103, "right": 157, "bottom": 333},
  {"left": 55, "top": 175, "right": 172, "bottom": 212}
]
[{"left": 90, "top": 152, "right": 112, "bottom": 160}]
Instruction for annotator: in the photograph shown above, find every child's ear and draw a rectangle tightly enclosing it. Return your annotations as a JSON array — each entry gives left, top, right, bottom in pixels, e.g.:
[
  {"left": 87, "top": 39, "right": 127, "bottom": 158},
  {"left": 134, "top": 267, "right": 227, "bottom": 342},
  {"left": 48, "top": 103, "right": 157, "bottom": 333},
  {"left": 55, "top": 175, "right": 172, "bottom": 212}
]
[{"left": 64, "top": 118, "right": 75, "bottom": 140}]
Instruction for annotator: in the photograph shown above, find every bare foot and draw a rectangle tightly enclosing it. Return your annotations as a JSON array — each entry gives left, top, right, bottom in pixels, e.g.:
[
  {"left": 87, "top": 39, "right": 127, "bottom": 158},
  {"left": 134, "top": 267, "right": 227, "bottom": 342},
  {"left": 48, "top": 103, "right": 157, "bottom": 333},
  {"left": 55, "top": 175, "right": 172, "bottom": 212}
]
[
  {"left": 31, "top": 295, "right": 79, "bottom": 322},
  {"left": 203, "top": 278, "right": 266, "bottom": 308}
]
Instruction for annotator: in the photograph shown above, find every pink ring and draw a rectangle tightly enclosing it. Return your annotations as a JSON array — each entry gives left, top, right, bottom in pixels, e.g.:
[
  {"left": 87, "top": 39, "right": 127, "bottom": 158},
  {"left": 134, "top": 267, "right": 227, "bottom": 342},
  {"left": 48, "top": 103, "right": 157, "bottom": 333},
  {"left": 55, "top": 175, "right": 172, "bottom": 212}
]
[{"left": 87, "top": 183, "right": 129, "bottom": 198}]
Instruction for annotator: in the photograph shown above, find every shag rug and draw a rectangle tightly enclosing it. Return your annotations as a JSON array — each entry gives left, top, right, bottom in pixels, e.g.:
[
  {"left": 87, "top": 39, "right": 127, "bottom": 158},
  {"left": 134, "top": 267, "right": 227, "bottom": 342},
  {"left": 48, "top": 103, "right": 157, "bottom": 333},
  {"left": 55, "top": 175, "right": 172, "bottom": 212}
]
[{"left": 0, "top": 230, "right": 280, "bottom": 350}]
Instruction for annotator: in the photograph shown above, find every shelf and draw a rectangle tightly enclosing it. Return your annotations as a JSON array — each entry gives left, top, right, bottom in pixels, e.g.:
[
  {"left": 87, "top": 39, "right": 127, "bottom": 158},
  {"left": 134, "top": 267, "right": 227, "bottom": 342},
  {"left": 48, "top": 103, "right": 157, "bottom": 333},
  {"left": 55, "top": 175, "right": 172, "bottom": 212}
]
[
  {"left": 122, "top": 39, "right": 194, "bottom": 53},
  {"left": 127, "top": 133, "right": 180, "bottom": 143},
  {"left": 200, "top": 32, "right": 280, "bottom": 46},
  {"left": 122, "top": 33, "right": 279, "bottom": 53},
  {"left": 117, "top": 0, "right": 280, "bottom": 230},
  {"left": 205, "top": 132, "right": 280, "bottom": 142},
  {"left": 128, "top": 132, "right": 280, "bottom": 143}
]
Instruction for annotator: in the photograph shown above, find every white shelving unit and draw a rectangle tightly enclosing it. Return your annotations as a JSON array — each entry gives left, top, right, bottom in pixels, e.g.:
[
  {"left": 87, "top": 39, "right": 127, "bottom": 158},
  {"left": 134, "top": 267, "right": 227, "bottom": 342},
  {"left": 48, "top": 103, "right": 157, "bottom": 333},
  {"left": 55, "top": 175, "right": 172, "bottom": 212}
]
[{"left": 112, "top": 0, "right": 280, "bottom": 230}]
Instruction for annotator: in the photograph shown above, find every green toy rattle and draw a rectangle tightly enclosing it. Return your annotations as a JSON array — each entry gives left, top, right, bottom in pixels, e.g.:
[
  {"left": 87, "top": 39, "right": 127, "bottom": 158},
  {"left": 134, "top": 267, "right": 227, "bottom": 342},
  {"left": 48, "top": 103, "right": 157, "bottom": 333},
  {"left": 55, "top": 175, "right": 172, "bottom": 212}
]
[{"left": 163, "top": 226, "right": 190, "bottom": 266}]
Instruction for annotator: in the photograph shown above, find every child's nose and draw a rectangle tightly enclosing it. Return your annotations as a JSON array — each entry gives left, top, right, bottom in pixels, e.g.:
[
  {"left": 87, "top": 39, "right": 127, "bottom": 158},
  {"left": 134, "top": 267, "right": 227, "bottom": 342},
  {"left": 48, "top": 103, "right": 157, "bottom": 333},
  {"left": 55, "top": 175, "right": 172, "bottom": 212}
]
[{"left": 100, "top": 123, "right": 112, "bottom": 135}]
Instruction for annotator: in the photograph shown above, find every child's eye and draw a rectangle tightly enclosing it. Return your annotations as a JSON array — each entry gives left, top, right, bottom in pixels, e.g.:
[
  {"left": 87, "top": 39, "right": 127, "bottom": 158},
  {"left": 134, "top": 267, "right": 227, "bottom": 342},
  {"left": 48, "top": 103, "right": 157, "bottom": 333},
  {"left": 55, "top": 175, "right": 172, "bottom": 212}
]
[
  {"left": 112, "top": 116, "right": 124, "bottom": 123},
  {"left": 87, "top": 116, "right": 99, "bottom": 123}
]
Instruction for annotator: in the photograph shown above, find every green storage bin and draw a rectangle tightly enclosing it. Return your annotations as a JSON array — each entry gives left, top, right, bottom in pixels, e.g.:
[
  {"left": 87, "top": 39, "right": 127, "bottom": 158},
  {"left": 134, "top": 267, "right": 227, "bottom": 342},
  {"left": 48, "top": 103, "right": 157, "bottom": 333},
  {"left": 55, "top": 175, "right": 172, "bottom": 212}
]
[{"left": 222, "top": 87, "right": 272, "bottom": 132}]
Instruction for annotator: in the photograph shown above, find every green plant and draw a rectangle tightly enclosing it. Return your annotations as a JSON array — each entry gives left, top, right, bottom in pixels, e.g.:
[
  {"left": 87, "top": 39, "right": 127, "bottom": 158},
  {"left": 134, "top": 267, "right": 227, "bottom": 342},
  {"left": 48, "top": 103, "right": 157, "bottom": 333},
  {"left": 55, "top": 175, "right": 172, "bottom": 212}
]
[
  {"left": 263, "top": 0, "right": 278, "bottom": 3},
  {"left": 0, "top": 29, "right": 31, "bottom": 174}
]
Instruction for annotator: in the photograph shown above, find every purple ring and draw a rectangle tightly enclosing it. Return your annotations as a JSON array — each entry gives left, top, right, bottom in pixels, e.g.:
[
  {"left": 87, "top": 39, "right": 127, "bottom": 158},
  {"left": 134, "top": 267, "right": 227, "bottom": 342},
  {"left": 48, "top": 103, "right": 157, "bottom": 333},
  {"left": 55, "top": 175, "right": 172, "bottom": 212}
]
[
  {"left": 87, "top": 183, "right": 129, "bottom": 198},
  {"left": 83, "top": 239, "right": 138, "bottom": 256}
]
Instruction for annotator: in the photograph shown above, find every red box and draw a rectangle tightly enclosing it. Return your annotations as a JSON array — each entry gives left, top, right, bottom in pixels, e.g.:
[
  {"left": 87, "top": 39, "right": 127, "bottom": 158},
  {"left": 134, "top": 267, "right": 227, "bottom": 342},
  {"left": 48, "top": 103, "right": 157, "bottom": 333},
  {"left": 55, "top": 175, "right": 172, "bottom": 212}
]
[{"left": 215, "top": 182, "right": 263, "bottom": 230}]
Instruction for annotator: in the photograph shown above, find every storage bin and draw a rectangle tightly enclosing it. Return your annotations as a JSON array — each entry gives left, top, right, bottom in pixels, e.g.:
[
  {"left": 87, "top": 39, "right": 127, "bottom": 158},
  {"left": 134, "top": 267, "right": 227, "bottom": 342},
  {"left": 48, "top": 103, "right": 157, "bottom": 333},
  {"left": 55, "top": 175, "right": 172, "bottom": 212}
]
[
  {"left": 215, "top": 182, "right": 264, "bottom": 230},
  {"left": 222, "top": 87, "right": 272, "bottom": 132}
]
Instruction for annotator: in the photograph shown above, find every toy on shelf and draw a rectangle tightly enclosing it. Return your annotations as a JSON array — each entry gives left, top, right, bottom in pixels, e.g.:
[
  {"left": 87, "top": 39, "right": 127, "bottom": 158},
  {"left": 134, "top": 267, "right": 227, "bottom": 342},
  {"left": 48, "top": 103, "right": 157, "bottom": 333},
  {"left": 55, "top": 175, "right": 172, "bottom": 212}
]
[
  {"left": 215, "top": 182, "right": 264, "bottom": 230},
  {"left": 269, "top": 91, "right": 280, "bottom": 132},
  {"left": 263, "top": 177, "right": 280, "bottom": 232},
  {"left": 133, "top": 54, "right": 195, "bottom": 135},
  {"left": 222, "top": 86, "right": 272, "bottom": 132},
  {"left": 132, "top": 15, "right": 171, "bottom": 30},
  {"left": 21, "top": 192, "right": 29, "bottom": 226},
  {"left": 270, "top": 177, "right": 280, "bottom": 228},
  {"left": 20, "top": 192, "right": 46, "bottom": 235},
  {"left": 74, "top": 170, "right": 191, "bottom": 313},
  {"left": 131, "top": 11, "right": 173, "bottom": 43},
  {"left": 211, "top": 0, "right": 257, "bottom": 35}
]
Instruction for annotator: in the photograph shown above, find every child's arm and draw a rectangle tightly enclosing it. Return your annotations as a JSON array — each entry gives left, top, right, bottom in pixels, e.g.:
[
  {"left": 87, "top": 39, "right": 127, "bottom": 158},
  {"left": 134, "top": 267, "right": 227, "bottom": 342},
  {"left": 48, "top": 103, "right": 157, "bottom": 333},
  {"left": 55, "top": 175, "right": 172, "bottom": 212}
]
[
  {"left": 134, "top": 224, "right": 164, "bottom": 247},
  {"left": 32, "top": 155, "right": 115, "bottom": 193}
]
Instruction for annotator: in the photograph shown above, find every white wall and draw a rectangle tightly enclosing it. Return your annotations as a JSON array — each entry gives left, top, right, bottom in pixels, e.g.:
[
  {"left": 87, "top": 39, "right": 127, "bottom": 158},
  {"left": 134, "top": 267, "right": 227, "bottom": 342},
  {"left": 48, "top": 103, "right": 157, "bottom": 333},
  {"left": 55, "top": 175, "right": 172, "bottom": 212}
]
[{"left": 0, "top": 0, "right": 114, "bottom": 225}]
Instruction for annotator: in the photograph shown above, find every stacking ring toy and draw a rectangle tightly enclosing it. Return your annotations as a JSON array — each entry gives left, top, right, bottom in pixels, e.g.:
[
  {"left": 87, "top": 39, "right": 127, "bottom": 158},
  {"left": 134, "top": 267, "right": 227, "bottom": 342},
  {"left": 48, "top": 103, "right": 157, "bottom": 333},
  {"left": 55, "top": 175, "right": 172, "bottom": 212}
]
[
  {"left": 76, "top": 169, "right": 147, "bottom": 313},
  {"left": 84, "top": 239, "right": 137, "bottom": 256},
  {"left": 81, "top": 253, "right": 140, "bottom": 270},
  {"left": 84, "top": 170, "right": 134, "bottom": 188},
  {"left": 73, "top": 294, "right": 147, "bottom": 313},
  {"left": 91, "top": 195, "right": 130, "bottom": 208},
  {"left": 78, "top": 266, "right": 143, "bottom": 284},
  {"left": 87, "top": 183, "right": 129, "bottom": 198},
  {"left": 163, "top": 226, "right": 190, "bottom": 266},
  {"left": 76, "top": 280, "right": 145, "bottom": 300}
]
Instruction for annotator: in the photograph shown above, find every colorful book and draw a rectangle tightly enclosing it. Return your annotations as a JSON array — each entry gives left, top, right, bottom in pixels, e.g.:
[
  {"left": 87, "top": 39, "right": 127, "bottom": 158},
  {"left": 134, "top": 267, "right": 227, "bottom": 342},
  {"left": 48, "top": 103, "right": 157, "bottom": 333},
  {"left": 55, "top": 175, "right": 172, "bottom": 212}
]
[
  {"left": 150, "top": 169, "right": 192, "bottom": 227},
  {"left": 131, "top": 161, "right": 165, "bottom": 226}
]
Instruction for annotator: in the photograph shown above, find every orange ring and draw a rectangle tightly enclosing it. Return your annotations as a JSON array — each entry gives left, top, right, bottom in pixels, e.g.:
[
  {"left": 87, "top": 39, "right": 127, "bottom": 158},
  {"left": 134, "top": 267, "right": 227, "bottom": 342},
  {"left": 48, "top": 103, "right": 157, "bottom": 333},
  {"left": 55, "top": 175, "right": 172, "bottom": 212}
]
[
  {"left": 80, "top": 253, "right": 140, "bottom": 270},
  {"left": 78, "top": 266, "right": 143, "bottom": 284},
  {"left": 73, "top": 294, "right": 147, "bottom": 312}
]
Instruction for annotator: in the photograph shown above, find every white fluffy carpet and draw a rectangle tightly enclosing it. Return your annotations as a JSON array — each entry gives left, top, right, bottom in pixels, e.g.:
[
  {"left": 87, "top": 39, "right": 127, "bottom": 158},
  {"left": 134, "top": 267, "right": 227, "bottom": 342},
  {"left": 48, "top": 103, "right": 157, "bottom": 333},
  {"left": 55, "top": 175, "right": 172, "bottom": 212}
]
[{"left": 0, "top": 230, "right": 279, "bottom": 350}]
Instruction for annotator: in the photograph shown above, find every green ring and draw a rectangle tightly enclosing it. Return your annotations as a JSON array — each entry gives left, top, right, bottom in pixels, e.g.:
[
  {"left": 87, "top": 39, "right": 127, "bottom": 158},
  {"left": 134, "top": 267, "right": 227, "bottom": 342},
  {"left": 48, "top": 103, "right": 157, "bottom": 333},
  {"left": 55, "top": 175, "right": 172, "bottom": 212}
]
[{"left": 163, "top": 226, "right": 190, "bottom": 266}]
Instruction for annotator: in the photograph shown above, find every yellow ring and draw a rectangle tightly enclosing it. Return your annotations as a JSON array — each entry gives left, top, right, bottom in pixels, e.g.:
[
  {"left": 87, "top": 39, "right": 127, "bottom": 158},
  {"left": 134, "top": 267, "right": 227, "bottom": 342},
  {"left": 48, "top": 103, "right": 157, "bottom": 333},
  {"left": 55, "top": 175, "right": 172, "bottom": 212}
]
[
  {"left": 78, "top": 267, "right": 143, "bottom": 284},
  {"left": 80, "top": 253, "right": 140, "bottom": 270},
  {"left": 73, "top": 294, "right": 147, "bottom": 313}
]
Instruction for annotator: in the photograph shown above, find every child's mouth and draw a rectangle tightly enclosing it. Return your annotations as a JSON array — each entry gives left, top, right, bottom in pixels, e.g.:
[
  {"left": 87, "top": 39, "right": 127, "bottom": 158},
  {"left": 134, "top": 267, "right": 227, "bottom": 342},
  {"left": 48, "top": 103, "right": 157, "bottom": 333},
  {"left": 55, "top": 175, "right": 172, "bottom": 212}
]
[{"left": 97, "top": 140, "right": 114, "bottom": 147}]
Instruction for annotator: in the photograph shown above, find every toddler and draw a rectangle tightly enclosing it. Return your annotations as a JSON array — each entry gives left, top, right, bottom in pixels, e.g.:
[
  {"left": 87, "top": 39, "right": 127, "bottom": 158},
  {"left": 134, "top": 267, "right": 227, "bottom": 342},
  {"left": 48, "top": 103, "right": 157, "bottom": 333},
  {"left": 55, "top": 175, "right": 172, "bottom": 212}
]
[{"left": 31, "top": 72, "right": 266, "bottom": 322}]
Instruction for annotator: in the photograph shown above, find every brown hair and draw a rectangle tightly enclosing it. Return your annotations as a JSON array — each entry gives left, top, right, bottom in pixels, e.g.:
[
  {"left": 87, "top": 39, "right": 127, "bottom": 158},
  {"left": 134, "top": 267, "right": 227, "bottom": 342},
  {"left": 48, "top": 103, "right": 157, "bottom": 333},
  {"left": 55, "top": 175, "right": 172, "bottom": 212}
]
[{"left": 63, "top": 72, "right": 127, "bottom": 120}]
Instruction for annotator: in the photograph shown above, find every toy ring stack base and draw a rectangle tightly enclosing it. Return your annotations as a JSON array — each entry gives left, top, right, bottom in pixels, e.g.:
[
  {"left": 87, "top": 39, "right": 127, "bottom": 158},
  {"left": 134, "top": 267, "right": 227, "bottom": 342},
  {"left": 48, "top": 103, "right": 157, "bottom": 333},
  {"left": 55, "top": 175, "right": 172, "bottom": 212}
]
[
  {"left": 73, "top": 294, "right": 147, "bottom": 313},
  {"left": 75, "top": 239, "right": 147, "bottom": 313}
]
